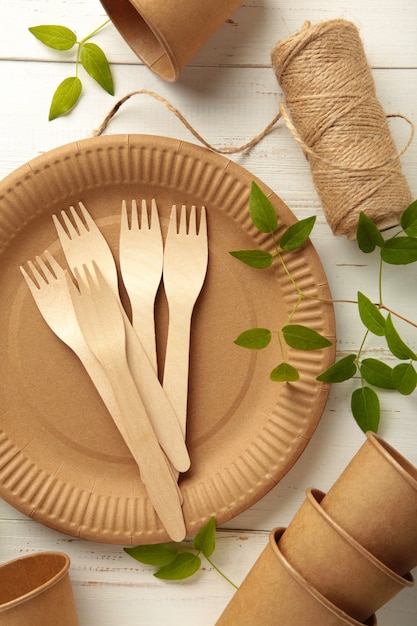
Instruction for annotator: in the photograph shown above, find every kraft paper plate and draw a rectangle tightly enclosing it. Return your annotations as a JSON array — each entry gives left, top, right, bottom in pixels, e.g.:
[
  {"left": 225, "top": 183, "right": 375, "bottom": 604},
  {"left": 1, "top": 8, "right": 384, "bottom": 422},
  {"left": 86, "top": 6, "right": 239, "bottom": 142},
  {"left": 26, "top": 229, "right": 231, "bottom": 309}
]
[{"left": 0, "top": 135, "right": 335, "bottom": 544}]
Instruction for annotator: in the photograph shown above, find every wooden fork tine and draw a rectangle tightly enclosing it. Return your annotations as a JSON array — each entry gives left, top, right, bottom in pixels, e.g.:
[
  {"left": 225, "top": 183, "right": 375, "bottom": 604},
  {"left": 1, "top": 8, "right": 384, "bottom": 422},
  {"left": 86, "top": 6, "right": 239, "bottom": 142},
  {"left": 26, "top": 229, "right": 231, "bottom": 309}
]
[
  {"left": 198, "top": 206, "right": 207, "bottom": 237},
  {"left": 53, "top": 204, "right": 92, "bottom": 243},
  {"left": 121, "top": 199, "right": 128, "bottom": 229},
  {"left": 132, "top": 199, "right": 140, "bottom": 228},
  {"left": 52, "top": 212, "right": 75, "bottom": 242},
  {"left": 149, "top": 198, "right": 158, "bottom": 228},
  {"left": 22, "top": 259, "right": 44, "bottom": 290},
  {"left": 43, "top": 249, "right": 65, "bottom": 276},
  {"left": 167, "top": 204, "right": 177, "bottom": 233},
  {"left": 188, "top": 205, "right": 197, "bottom": 233},
  {"left": 138, "top": 199, "right": 148, "bottom": 229},
  {"left": 78, "top": 201, "right": 98, "bottom": 230},
  {"left": 69, "top": 205, "right": 87, "bottom": 233},
  {"left": 63, "top": 207, "right": 84, "bottom": 237},
  {"left": 179, "top": 205, "right": 187, "bottom": 234},
  {"left": 140, "top": 198, "right": 158, "bottom": 229}
]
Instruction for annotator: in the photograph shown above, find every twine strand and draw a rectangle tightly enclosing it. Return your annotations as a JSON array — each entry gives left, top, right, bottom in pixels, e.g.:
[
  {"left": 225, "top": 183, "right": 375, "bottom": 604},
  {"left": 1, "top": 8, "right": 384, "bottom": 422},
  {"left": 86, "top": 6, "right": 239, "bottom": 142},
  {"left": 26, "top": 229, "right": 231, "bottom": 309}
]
[{"left": 93, "top": 88, "right": 282, "bottom": 154}]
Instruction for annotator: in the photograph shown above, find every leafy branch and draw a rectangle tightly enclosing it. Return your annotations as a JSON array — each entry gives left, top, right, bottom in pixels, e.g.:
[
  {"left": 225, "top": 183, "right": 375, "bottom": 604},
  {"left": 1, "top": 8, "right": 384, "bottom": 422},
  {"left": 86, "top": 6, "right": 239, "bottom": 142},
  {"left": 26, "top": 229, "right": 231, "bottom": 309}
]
[
  {"left": 124, "top": 517, "right": 238, "bottom": 588},
  {"left": 231, "top": 183, "right": 417, "bottom": 433},
  {"left": 29, "top": 21, "right": 114, "bottom": 120},
  {"left": 231, "top": 182, "right": 332, "bottom": 384},
  {"left": 318, "top": 204, "right": 417, "bottom": 431}
]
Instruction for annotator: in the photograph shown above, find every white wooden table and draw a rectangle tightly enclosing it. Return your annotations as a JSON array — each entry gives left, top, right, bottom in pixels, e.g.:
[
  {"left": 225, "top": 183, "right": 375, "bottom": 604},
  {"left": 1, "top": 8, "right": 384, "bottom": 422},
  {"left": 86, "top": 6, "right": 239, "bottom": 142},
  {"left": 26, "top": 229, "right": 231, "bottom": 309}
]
[{"left": 0, "top": 1, "right": 416, "bottom": 624}]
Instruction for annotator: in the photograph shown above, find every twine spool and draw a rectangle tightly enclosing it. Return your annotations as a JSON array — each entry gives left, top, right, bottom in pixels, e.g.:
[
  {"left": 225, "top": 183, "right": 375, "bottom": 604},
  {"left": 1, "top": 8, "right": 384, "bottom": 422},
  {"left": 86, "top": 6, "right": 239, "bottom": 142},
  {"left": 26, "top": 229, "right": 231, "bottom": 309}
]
[{"left": 271, "top": 19, "right": 413, "bottom": 239}]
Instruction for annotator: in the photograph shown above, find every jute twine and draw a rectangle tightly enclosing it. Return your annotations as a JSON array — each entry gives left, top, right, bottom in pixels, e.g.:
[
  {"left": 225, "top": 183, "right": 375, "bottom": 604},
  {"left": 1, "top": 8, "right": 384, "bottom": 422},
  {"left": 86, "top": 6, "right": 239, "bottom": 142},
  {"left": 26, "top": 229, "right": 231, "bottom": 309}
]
[
  {"left": 271, "top": 19, "right": 413, "bottom": 238},
  {"left": 94, "top": 19, "right": 413, "bottom": 239},
  {"left": 93, "top": 88, "right": 281, "bottom": 155}
]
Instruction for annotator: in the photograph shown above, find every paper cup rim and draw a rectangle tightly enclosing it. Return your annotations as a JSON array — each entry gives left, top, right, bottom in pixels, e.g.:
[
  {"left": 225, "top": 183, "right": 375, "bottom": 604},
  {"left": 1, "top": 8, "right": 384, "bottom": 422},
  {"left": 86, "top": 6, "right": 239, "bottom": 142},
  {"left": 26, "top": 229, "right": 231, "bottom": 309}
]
[
  {"left": 366, "top": 431, "right": 417, "bottom": 489},
  {"left": 0, "top": 552, "right": 71, "bottom": 612},
  {"left": 271, "top": 528, "right": 378, "bottom": 625},
  {"left": 307, "top": 488, "right": 414, "bottom": 588}
]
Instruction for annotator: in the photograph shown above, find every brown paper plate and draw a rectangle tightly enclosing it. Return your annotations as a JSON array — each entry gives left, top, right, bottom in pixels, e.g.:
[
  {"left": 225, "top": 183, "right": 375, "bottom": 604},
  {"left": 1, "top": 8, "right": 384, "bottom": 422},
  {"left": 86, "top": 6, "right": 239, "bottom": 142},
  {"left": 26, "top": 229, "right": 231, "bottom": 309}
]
[{"left": 0, "top": 134, "right": 335, "bottom": 544}]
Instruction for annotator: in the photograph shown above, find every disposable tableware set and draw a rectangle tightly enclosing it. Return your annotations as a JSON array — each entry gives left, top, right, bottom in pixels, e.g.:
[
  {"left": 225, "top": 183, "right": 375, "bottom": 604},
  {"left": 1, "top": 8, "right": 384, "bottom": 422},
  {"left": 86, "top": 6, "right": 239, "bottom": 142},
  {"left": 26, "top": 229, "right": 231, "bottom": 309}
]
[{"left": 20, "top": 200, "right": 209, "bottom": 543}]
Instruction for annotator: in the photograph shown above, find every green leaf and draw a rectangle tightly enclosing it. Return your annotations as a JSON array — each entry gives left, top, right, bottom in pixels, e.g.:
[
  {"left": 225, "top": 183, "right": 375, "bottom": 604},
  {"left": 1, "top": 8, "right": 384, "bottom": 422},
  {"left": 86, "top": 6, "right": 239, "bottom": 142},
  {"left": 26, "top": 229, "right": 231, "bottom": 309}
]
[
  {"left": 381, "top": 237, "right": 417, "bottom": 265},
  {"left": 270, "top": 362, "right": 300, "bottom": 382},
  {"left": 316, "top": 354, "right": 357, "bottom": 383},
  {"left": 249, "top": 182, "right": 278, "bottom": 233},
  {"left": 282, "top": 325, "right": 332, "bottom": 351},
  {"left": 356, "top": 212, "right": 384, "bottom": 253},
  {"left": 385, "top": 314, "right": 417, "bottom": 360},
  {"left": 280, "top": 216, "right": 316, "bottom": 251},
  {"left": 351, "top": 387, "right": 380, "bottom": 433},
  {"left": 29, "top": 25, "right": 77, "bottom": 50},
  {"left": 80, "top": 42, "right": 114, "bottom": 94},
  {"left": 123, "top": 544, "right": 177, "bottom": 567},
  {"left": 48, "top": 76, "right": 82, "bottom": 120},
  {"left": 234, "top": 328, "right": 272, "bottom": 350},
  {"left": 357, "top": 292, "right": 385, "bottom": 336},
  {"left": 229, "top": 249, "right": 274, "bottom": 269},
  {"left": 360, "top": 358, "right": 396, "bottom": 389},
  {"left": 400, "top": 199, "right": 417, "bottom": 237},
  {"left": 391, "top": 362, "right": 417, "bottom": 395},
  {"left": 154, "top": 552, "right": 201, "bottom": 580},
  {"left": 193, "top": 517, "right": 216, "bottom": 558}
]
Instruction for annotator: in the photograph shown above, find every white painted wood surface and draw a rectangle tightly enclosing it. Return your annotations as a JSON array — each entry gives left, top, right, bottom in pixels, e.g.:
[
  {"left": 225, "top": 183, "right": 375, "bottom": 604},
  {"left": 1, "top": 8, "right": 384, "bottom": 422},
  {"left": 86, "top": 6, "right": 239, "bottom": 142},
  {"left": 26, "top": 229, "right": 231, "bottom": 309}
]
[{"left": 0, "top": 1, "right": 416, "bottom": 624}]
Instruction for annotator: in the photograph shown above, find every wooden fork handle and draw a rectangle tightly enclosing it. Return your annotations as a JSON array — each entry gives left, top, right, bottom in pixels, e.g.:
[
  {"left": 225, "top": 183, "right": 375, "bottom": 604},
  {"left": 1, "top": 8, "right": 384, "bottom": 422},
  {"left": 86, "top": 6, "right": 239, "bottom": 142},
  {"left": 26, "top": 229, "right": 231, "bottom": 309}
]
[
  {"left": 119, "top": 303, "right": 190, "bottom": 473},
  {"left": 103, "top": 359, "right": 186, "bottom": 542},
  {"left": 130, "top": 303, "right": 158, "bottom": 374},
  {"left": 162, "top": 307, "right": 194, "bottom": 438}
]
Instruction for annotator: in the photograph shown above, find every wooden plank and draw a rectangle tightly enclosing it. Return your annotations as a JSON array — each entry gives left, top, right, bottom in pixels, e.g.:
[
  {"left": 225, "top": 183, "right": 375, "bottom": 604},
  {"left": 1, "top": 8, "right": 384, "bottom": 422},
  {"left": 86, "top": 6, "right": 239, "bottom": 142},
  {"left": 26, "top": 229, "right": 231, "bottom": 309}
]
[{"left": 0, "top": 0, "right": 416, "bottom": 68}]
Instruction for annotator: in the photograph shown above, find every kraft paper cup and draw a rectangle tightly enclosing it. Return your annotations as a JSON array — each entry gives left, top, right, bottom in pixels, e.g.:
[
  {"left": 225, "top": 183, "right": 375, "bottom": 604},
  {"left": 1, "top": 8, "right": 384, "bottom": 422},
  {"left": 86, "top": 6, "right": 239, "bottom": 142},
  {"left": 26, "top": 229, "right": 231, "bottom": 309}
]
[
  {"left": 215, "top": 528, "right": 377, "bottom": 626},
  {"left": 279, "top": 488, "right": 413, "bottom": 622},
  {"left": 0, "top": 552, "right": 79, "bottom": 626},
  {"left": 321, "top": 431, "right": 417, "bottom": 575},
  {"left": 99, "top": 0, "right": 243, "bottom": 81}
]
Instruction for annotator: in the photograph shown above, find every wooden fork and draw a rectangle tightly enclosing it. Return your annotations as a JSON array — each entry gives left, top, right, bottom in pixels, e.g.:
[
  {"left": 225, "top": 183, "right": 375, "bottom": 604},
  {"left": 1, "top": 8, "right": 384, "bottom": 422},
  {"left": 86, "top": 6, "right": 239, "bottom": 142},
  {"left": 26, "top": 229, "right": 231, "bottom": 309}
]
[
  {"left": 67, "top": 263, "right": 186, "bottom": 542},
  {"left": 52, "top": 202, "right": 190, "bottom": 474},
  {"left": 20, "top": 250, "right": 120, "bottom": 423},
  {"left": 119, "top": 199, "right": 163, "bottom": 374},
  {"left": 162, "top": 205, "right": 208, "bottom": 439}
]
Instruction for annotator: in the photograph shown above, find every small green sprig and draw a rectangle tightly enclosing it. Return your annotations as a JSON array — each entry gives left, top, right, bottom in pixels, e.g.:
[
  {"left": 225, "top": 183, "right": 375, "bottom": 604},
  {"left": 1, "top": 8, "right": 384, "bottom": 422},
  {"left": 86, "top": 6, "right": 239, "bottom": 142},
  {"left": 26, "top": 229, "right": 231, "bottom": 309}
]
[
  {"left": 124, "top": 517, "right": 238, "bottom": 587},
  {"left": 29, "top": 21, "right": 114, "bottom": 120},
  {"left": 318, "top": 201, "right": 417, "bottom": 432},
  {"left": 231, "top": 183, "right": 417, "bottom": 433},
  {"left": 231, "top": 181, "right": 332, "bottom": 384}
]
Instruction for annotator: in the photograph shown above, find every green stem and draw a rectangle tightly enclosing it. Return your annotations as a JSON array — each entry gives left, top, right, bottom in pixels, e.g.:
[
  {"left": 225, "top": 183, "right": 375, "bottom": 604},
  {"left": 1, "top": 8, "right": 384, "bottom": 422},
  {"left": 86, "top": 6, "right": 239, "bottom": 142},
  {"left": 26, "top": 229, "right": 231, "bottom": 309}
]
[
  {"left": 79, "top": 19, "right": 111, "bottom": 45},
  {"left": 287, "top": 293, "right": 303, "bottom": 323},
  {"left": 356, "top": 329, "right": 369, "bottom": 363},
  {"left": 205, "top": 556, "right": 239, "bottom": 589},
  {"left": 277, "top": 251, "right": 302, "bottom": 296},
  {"left": 75, "top": 42, "right": 81, "bottom": 77},
  {"left": 378, "top": 255, "right": 384, "bottom": 306},
  {"left": 277, "top": 328, "right": 285, "bottom": 361},
  {"left": 355, "top": 329, "right": 370, "bottom": 390},
  {"left": 307, "top": 295, "right": 358, "bottom": 306},
  {"left": 302, "top": 293, "right": 417, "bottom": 330},
  {"left": 380, "top": 305, "right": 417, "bottom": 329}
]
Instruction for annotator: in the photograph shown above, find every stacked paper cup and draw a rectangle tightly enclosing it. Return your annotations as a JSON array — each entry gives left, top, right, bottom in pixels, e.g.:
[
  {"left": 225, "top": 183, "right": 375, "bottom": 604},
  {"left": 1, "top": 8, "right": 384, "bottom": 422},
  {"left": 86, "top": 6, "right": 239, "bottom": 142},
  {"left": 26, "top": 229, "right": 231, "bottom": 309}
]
[{"left": 216, "top": 432, "right": 417, "bottom": 625}]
